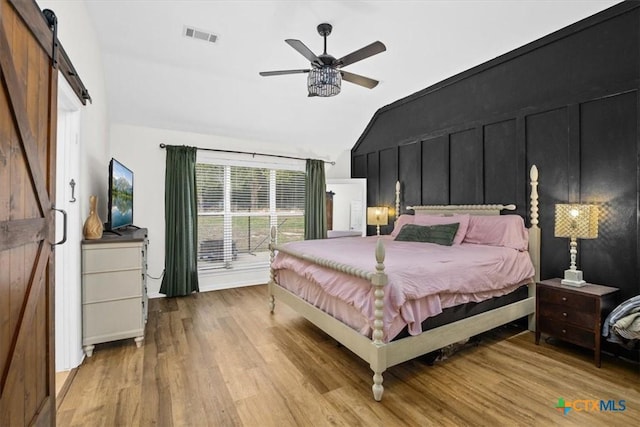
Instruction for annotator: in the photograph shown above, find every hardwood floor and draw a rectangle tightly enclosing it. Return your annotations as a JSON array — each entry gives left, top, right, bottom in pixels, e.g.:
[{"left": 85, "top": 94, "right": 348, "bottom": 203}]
[{"left": 57, "top": 285, "right": 640, "bottom": 426}]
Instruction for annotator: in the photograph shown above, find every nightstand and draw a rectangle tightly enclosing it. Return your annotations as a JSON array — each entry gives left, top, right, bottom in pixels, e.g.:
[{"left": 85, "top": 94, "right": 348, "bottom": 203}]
[{"left": 535, "top": 278, "right": 619, "bottom": 367}]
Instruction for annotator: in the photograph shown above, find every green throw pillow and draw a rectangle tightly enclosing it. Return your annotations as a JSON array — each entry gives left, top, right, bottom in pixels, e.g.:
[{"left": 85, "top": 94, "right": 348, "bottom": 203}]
[{"left": 394, "top": 223, "right": 460, "bottom": 246}]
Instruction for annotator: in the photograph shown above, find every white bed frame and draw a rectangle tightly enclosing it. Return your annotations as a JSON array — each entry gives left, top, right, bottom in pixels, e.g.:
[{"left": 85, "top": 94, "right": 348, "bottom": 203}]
[{"left": 268, "top": 165, "right": 540, "bottom": 401}]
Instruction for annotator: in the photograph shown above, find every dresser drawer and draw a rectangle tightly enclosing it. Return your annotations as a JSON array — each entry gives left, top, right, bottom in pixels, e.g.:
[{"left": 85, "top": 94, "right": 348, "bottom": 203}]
[
  {"left": 83, "top": 244, "right": 142, "bottom": 273},
  {"left": 82, "top": 298, "right": 144, "bottom": 345},
  {"left": 83, "top": 269, "right": 143, "bottom": 303},
  {"left": 537, "top": 287, "right": 596, "bottom": 312},
  {"left": 538, "top": 303, "right": 596, "bottom": 328},
  {"left": 538, "top": 317, "right": 595, "bottom": 349}
]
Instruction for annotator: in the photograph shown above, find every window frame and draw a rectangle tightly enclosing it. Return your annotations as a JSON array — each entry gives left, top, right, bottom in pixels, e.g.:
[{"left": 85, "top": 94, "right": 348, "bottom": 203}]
[{"left": 196, "top": 151, "right": 305, "bottom": 272}]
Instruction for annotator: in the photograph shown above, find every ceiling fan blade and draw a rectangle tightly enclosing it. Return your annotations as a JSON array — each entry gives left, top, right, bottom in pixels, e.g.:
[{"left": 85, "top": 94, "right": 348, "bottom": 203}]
[
  {"left": 335, "top": 41, "right": 386, "bottom": 68},
  {"left": 341, "top": 71, "right": 379, "bottom": 89},
  {"left": 285, "top": 39, "right": 322, "bottom": 65},
  {"left": 259, "top": 69, "right": 310, "bottom": 76}
]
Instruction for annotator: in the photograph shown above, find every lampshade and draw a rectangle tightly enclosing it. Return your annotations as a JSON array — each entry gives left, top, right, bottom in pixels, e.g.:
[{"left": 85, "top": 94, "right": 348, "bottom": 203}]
[
  {"left": 554, "top": 204, "right": 599, "bottom": 239},
  {"left": 307, "top": 67, "right": 341, "bottom": 97},
  {"left": 367, "top": 207, "right": 389, "bottom": 226}
]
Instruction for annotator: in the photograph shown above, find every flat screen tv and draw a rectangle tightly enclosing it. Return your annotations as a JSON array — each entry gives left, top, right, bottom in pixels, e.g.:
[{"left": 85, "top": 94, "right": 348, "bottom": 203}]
[{"left": 107, "top": 158, "right": 134, "bottom": 230}]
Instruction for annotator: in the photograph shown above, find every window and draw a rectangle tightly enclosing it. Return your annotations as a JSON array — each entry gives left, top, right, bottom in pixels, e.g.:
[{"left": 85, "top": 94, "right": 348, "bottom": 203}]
[{"left": 196, "top": 153, "right": 305, "bottom": 272}]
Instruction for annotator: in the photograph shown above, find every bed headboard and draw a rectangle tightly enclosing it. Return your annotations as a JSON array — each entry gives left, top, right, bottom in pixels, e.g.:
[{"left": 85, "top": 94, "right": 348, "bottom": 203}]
[
  {"left": 406, "top": 204, "right": 516, "bottom": 216},
  {"left": 394, "top": 165, "right": 541, "bottom": 282}
]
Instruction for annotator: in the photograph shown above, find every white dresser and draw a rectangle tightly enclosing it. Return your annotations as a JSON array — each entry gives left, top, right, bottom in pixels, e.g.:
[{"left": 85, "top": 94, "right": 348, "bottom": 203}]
[{"left": 81, "top": 228, "right": 148, "bottom": 357}]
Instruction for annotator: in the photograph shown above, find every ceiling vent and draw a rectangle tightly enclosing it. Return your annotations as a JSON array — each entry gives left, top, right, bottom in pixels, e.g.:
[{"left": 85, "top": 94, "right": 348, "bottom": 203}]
[{"left": 183, "top": 26, "right": 217, "bottom": 43}]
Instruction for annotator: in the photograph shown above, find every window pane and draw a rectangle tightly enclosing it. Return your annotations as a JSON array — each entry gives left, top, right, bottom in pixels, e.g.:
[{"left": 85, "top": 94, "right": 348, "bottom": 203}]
[
  {"left": 231, "top": 166, "right": 269, "bottom": 213},
  {"left": 276, "top": 215, "right": 304, "bottom": 244},
  {"left": 231, "top": 215, "right": 271, "bottom": 254},
  {"left": 197, "top": 214, "right": 225, "bottom": 266},
  {"left": 276, "top": 169, "right": 305, "bottom": 213},
  {"left": 196, "top": 164, "right": 224, "bottom": 212}
]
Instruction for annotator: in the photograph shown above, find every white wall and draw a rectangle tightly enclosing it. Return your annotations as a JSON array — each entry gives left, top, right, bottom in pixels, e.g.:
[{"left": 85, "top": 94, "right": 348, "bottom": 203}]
[
  {"left": 326, "top": 149, "right": 351, "bottom": 179},
  {"left": 37, "top": 0, "right": 111, "bottom": 220},
  {"left": 110, "top": 124, "right": 352, "bottom": 297}
]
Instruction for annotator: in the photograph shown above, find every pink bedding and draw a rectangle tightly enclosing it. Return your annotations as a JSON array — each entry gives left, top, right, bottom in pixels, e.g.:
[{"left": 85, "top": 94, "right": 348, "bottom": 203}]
[{"left": 271, "top": 236, "right": 534, "bottom": 342}]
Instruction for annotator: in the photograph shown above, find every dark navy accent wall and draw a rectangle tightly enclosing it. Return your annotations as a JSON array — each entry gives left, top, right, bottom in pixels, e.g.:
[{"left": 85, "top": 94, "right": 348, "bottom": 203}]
[{"left": 351, "top": 2, "right": 639, "bottom": 301}]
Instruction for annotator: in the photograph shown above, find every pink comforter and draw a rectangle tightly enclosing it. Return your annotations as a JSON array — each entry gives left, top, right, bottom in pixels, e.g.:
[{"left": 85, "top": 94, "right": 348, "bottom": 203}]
[{"left": 271, "top": 236, "right": 534, "bottom": 342}]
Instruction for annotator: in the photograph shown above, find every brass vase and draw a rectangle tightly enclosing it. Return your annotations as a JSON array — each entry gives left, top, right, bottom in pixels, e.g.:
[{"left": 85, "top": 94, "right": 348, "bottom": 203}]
[{"left": 83, "top": 195, "right": 103, "bottom": 239}]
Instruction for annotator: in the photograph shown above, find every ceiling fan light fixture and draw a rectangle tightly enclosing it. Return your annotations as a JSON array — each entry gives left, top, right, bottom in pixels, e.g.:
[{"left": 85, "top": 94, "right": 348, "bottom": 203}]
[
  {"left": 260, "top": 23, "right": 384, "bottom": 96},
  {"left": 307, "top": 67, "right": 341, "bottom": 97}
]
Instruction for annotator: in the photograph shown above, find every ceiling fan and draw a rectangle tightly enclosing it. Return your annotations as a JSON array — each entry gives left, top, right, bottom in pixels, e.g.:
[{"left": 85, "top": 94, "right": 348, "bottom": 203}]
[{"left": 259, "top": 23, "right": 386, "bottom": 97}]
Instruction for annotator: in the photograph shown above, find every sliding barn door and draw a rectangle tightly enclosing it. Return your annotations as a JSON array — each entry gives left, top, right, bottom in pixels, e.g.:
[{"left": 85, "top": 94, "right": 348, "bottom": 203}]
[{"left": 0, "top": 0, "right": 58, "bottom": 424}]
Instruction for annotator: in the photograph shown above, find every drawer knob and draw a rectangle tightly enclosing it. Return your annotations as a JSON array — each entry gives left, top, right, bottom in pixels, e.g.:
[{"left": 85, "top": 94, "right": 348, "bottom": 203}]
[
  {"left": 562, "top": 329, "right": 566, "bottom": 334},
  {"left": 561, "top": 297, "right": 567, "bottom": 302},
  {"left": 562, "top": 312, "right": 567, "bottom": 317}
]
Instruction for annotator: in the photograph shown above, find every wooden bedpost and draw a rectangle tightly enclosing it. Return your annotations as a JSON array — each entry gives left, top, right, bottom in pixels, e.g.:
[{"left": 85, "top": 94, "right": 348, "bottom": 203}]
[
  {"left": 529, "top": 165, "right": 540, "bottom": 282},
  {"left": 395, "top": 181, "right": 401, "bottom": 218},
  {"left": 370, "top": 237, "right": 387, "bottom": 401},
  {"left": 268, "top": 225, "right": 276, "bottom": 313},
  {"left": 528, "top": 165, "right": 540, "bottom": 331}
]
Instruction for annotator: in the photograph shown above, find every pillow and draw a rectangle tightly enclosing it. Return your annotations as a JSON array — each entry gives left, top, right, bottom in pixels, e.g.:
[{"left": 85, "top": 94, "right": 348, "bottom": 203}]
[
  {"left": 413, "top": 214, "right": 470, "bottom": 245},
  {"left": 390, "top": 214, "right": 415, "bottom": 238},
  {"left": 394, "top": 223, "right": 460, "bottom": 246},
  {"left": 463, "top": 215, "right": 529, "bottom": 251}
]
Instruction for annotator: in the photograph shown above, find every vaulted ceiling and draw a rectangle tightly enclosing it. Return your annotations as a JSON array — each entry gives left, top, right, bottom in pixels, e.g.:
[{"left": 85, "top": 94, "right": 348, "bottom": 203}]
[{"left": 84, "top": 0, "right": 619, "bottom": 159}]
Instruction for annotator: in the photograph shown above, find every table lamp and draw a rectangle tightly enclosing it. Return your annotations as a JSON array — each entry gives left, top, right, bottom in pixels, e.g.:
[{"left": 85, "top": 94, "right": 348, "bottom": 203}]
[
  {"left": 554, "top": 204, "right": 598, "bottom": 286},
  {"left": 367, "top": 207, "right": 389, "bottom": 236}
]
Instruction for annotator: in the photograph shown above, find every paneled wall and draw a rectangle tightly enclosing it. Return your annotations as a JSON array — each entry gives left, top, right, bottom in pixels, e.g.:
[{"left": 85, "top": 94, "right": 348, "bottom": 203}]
[{"left": 351, "top": 2, "right": 639, "bottom": 301}]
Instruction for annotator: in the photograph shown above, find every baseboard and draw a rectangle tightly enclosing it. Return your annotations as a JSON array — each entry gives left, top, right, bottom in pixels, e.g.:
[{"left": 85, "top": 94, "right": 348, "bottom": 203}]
[{"left": 55, "top": 367, "right": 78, "bottom": 410}]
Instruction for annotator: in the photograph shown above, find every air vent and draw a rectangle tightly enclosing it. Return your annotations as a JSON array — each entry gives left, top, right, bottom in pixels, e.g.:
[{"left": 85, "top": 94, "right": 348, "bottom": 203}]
[{"left": 183, "top": 26, "right": 217, "bottom": 43}]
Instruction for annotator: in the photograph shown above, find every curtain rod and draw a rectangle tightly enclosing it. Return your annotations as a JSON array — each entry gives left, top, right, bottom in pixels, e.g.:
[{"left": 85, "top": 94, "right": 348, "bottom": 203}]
[{"left": 158, "top": 143, "right": 335, "bottom": 165}]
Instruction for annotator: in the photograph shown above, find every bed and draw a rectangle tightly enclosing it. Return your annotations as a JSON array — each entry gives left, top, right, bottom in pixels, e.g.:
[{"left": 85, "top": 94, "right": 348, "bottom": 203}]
[{"left": 268, "top": 165, "right": 541, "bottom": 401}]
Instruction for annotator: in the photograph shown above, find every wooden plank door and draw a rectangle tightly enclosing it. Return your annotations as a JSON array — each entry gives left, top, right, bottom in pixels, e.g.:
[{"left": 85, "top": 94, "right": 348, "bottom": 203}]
[{"left": 0, "top": 0, "right": 58, "bottom": 425}]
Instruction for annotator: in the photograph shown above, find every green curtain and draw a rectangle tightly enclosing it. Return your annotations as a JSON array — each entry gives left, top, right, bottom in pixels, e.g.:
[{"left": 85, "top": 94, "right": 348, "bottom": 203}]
[
  {"left": 160, "top": 145, "right": 200, "bottom": 297},
  {"left": 304, "top": 159, "right": 327, "bottom": 240}
]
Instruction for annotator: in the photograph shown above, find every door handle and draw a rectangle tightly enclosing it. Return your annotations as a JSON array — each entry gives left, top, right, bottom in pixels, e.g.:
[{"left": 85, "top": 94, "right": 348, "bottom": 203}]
[{"left": 52, "top": 207, "right": 67, "bottom": 246}]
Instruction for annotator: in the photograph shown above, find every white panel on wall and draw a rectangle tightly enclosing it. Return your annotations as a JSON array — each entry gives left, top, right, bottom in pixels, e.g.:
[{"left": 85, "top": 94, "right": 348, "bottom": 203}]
[
  {"left": 326, "top": 178, "right": 367, "bottom": 236},
  {"left": 350, "top": 201, "right": 363, "bottom": 231}
]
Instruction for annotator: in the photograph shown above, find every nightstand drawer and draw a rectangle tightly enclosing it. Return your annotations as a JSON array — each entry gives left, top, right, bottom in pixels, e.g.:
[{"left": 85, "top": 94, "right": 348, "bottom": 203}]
[
  {"left": 538, "top": 287, "right": 596, "bottom": 312},
  {"left": 538, "top": 303, "right": 596, "bottom": 328},
  {"left": 538, "top": 318, "right": 595, "bottom": 349}
]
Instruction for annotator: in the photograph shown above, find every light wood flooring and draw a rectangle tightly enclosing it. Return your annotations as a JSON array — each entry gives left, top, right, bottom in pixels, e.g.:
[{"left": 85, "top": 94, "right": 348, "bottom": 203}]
[{"left": 57, "top": 285, "right": 640, "bottom": 426}]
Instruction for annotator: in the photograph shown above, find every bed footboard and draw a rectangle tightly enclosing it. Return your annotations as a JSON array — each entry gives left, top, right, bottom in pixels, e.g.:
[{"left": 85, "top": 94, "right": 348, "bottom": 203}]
[{"left": 268, "top": 227, "right": 390, "bottom": 401}]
